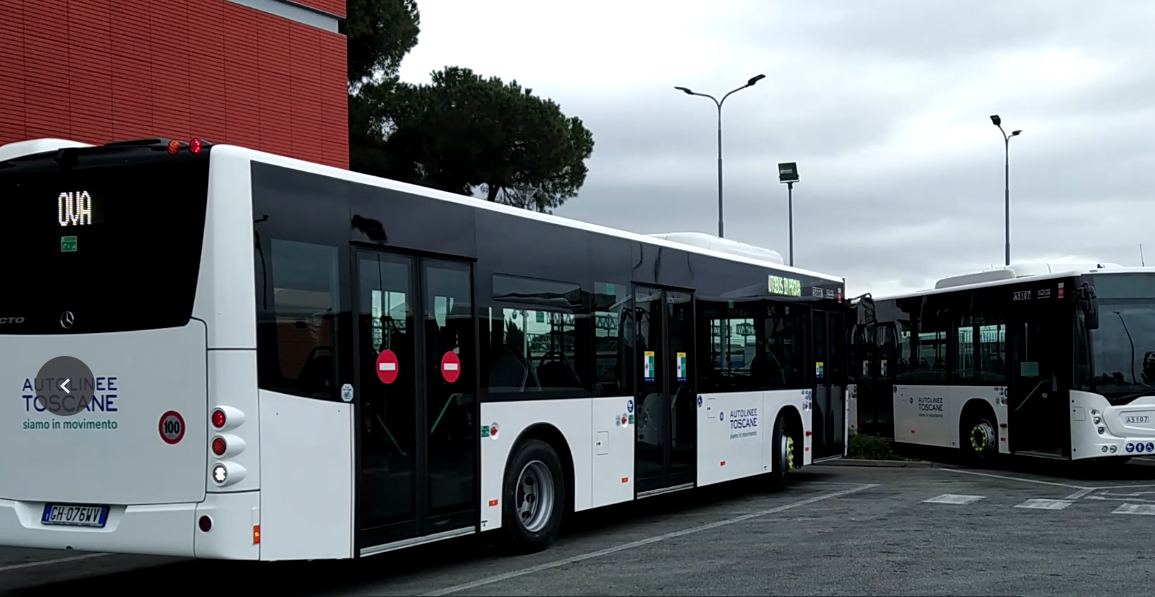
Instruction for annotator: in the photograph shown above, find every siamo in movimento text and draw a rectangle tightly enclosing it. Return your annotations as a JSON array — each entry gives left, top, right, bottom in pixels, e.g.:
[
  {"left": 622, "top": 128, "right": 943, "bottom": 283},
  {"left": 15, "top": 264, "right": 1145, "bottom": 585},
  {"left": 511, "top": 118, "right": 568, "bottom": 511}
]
[{"left": 20, "top": 376, "right": 120, "bottom": 431}]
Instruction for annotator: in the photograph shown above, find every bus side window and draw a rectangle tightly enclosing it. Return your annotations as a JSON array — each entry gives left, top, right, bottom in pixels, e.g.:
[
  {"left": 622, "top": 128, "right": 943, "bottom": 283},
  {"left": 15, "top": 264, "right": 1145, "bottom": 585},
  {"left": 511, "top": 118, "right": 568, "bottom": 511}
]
[{"left": 257, "top": 238, "right": 341, "bottom": 400}]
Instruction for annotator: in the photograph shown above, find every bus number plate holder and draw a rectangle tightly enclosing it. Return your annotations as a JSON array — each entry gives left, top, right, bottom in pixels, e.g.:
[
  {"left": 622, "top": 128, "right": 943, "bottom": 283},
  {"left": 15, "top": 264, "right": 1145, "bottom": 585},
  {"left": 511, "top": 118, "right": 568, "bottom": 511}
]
[{"left": 41, "top": 504, "right": 109, "bottom": 528}]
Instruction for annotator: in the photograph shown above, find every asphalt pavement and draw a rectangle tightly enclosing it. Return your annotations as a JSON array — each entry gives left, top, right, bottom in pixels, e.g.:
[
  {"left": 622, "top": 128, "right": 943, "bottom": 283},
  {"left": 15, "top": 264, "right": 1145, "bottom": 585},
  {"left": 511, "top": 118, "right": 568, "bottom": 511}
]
[{"left": 3, "top": 459, "right": 1155, "bottom": 596}]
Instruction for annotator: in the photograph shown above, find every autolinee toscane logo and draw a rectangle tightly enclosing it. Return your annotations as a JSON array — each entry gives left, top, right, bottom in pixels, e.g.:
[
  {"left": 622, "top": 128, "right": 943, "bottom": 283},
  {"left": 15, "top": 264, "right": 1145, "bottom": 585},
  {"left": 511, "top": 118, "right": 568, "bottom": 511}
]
[{"left": 20, "top": 356, "right": 119, "bottom": 431}]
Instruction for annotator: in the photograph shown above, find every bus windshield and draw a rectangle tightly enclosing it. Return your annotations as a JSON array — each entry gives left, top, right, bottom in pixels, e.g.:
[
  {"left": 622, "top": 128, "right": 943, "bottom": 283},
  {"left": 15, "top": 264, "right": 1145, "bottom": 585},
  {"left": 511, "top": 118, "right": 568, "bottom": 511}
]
[
  {"left": 1088, "top": 274, "right": 1155, "bottom": 403},
  {"left": 0, "top": 147, "right": 209, "bottom": 335}
]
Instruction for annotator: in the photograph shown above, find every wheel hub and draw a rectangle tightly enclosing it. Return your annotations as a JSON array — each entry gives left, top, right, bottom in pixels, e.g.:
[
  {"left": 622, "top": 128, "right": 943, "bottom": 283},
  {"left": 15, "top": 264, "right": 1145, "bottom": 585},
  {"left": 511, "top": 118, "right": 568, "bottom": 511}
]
[
  {"left": 516, "top": 460, "right": 555, "bottom": 533},
  {"left": 969, "top": 421, "right": 997, "bottom": 457}
]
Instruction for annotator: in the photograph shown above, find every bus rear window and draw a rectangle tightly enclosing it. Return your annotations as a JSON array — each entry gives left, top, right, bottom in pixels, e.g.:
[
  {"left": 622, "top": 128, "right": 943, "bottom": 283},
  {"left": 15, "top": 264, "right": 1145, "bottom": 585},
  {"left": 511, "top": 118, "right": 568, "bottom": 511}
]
[{"left": 0, "top": 155, "right": 209, "bottom": 335}]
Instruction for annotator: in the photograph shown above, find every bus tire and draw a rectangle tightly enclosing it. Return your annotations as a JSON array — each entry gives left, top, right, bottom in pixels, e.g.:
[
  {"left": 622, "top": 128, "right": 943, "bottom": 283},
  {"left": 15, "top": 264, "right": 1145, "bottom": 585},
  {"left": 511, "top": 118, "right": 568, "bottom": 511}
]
[
  {"left": 501, "top": 438, "right": 566, "bottom": 554},
  {"left": 961, "top": 408, "right": 999, "bottom": 467},
  {"left": 767, "top": 414, "right": 791, "bottom": 492}
]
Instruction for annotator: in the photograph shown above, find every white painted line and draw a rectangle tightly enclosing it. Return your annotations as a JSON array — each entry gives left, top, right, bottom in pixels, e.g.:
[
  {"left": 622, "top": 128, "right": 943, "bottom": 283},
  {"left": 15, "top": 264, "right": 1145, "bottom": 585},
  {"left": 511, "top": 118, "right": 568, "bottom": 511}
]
[
  {"left": 1087, "top": 495, "right": 1155, "bottom": 503},
  {"left": 1065, "top": 487, "right": 1097, "bottom": 500},
  {"left": 0, "top": 552, "right": 111, "bottom": 573},
  {"left": 1015, "top": 499, "right": 1074, "bottom": 511},
  {"left": 923, "top": 494, "right": 985, "bottom": 505},
  {"left": 1113, "top": 503, "right": 1155, "bottom": 515},
  {"left": 1097, "top": 483, "right": 1155, "bottom": 489},
  {"left": 943, "top": 467, "right": 1087, "bottom": 490},
  {"left": 419, "top": 483, "right": 879, "bottom": 596}
]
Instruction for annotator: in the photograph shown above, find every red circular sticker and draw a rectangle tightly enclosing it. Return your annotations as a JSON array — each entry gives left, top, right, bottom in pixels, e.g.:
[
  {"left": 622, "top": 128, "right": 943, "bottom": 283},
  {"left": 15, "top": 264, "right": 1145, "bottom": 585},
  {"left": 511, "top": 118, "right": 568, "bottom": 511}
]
[
  {"left": 441, "top": 351, "right": 461, "bottom": 384},
  {"left": 376, "top": 349, "right": 399, "bottom": 385},
  {"left": 159, "top": 411, "right": 185, "bottom": 445}
]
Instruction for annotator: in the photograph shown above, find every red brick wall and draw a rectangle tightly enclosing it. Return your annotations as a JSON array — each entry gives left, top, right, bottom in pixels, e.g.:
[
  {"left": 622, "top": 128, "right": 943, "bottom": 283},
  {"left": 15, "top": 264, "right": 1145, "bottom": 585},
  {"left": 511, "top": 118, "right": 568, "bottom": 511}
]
[{"left": 0, "top": 0, "right": 348, "bottom": 169}]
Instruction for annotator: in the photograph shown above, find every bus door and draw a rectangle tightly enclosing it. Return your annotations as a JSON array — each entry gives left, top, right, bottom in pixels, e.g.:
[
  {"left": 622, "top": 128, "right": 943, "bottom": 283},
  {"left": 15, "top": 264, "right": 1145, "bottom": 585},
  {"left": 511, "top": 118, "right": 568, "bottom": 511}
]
[
  {"left": 353, "top": 247, "right": 478, "bottom": 550},
  {"left": 1008, "top": 300, "right": 1070, "bottom": 457},
  {"left": 811, "top": 307, "right": 847, "bottom": 459},
  {"left": 633, "top": 284, "right": 697, "bottom": 497}
]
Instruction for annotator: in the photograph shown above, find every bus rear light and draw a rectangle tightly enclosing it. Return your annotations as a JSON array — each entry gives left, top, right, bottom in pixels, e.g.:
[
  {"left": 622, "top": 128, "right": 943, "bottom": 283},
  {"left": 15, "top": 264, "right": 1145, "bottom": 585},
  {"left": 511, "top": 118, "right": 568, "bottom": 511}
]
[
  {"left": 253, "top": 525, "right": 261, "bottom": 545},
  {"left": 211, "top": 437, "right": 227, "bottom": 456},
  {"left": 212, "top": 464, "right": 228, "bottom": 485},
  {"left": 211, "top": 406, "right": 245, "bottom": 431},
  {"left": 166, "top": 140, "right": 181, "bottom": 155},
  {"left": 189, "top": 138, "right": 203, "bottom": 154},
  {"left": 198, "top": 516, "right": 212, "bottom": 532}
]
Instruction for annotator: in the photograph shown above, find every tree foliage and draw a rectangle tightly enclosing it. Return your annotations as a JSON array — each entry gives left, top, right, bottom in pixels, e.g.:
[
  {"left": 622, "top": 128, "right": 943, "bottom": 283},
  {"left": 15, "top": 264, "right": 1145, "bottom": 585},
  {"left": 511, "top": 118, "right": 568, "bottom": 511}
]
[
  {"left": 371, "top": 67, "right": 595, "bottom": 213},
  {"left": 343, "top": 0, "right": 420, "bottom": 89},
  {"left": 344, "top": 2, "right": 595, "bottom": 214}
]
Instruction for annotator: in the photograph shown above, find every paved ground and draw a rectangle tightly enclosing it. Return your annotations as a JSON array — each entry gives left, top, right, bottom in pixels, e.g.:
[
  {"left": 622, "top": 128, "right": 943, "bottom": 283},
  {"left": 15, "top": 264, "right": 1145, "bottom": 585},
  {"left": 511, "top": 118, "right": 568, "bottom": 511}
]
[{"left": 3, "top": 459, "right": 1155, "bottom": 596}]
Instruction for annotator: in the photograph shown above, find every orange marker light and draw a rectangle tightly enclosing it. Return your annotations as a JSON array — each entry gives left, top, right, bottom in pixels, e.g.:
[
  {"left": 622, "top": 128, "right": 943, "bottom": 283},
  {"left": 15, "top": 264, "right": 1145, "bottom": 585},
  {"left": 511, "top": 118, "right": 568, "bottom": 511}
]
[
  {"left": 166, "top": 140, "right": 181, "bottom": 155},
  {"left": 253, "top": 524, "right": 261, "bottom": 545},
  {"left": 488, "top": 499, "right": 498, "bottom": 507}
]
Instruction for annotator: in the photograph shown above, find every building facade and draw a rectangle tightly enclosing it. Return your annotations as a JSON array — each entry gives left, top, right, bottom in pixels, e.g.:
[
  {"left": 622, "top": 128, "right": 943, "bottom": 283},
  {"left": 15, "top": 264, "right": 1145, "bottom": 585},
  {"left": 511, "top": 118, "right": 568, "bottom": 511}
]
[{"left": 0, "top": 0, "right": 348, "bottom": 169}]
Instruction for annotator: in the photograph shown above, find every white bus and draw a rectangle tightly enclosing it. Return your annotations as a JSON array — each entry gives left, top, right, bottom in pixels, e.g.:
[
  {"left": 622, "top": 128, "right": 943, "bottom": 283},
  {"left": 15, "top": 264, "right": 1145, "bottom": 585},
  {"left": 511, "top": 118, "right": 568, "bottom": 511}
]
[
  {"left": 0, "top": 137, "right": 848, "bottom": 562},
  {"left": 847, "top": 261, "right": 1155, "bottom": 465}
]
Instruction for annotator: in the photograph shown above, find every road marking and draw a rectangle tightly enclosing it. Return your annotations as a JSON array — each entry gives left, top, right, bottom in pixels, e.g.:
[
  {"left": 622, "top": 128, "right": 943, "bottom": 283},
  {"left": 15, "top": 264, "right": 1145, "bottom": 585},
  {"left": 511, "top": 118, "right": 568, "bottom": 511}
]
[
  {"left": 1087, "top": 495, "right": 1155, "bottom": 503},
  {"left": 1097, "top": 483, "right": 1155, "bottom": 489},
  {"left": 0, "top": 553, "right": 110, "bottom": 573},
  {"left": 923, "top": 494, "right": 985, "bottom": 505},
  {"left": 1065, "top": 487, "right": 1097, "bottom": 500},
  {"left": 418, "top": 484, "right": 879, "bottom": 596},
  {"left": 1015, "top": 499, "right": 1074, "bottom": 511},
  {"left": 1113, "top": 503, "right": 1155, "bottom": 515},
  {"left": 942, "top": 468, "right": 1087, "bottom": 490}
]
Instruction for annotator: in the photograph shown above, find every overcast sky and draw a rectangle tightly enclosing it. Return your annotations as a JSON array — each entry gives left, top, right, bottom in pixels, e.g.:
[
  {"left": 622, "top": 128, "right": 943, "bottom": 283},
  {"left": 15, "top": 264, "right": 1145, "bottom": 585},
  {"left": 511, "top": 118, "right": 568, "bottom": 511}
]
[{"left": 399, "top": 0, "right": 1155, "bottom": 297}]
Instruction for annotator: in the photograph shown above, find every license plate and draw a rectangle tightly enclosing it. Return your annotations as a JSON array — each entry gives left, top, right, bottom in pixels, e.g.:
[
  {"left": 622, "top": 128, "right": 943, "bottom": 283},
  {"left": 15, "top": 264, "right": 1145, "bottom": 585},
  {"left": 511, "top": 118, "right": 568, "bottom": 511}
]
[{"left": 41, "top": 504, "right": 109, "bottom": 528}]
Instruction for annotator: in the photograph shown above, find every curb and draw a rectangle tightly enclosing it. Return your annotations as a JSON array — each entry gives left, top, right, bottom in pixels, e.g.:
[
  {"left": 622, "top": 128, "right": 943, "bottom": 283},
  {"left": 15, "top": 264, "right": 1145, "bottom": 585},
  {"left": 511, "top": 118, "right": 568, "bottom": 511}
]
[{"left": 814, "top": 458, "right": 939, "bottom": 468}]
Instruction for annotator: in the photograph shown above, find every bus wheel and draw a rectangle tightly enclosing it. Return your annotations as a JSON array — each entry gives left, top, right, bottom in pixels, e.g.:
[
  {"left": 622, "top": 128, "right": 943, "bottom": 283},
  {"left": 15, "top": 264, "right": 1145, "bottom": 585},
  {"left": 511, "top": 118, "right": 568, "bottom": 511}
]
[
  {"left": 768, "top": 415, "right": 790, "bottom": 492},
  {"left": 502, "top": 439, "right": 565, "bottom": 553},
  {"left": 964, "top": 416, "right": 998, "bottom": 464}
]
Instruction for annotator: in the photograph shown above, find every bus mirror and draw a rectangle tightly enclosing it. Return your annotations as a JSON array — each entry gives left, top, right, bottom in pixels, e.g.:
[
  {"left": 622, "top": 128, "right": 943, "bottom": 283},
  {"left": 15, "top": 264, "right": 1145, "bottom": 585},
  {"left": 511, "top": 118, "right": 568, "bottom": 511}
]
[{"left": 1080, "top": 284, "right": 1099, "bottom": 330}]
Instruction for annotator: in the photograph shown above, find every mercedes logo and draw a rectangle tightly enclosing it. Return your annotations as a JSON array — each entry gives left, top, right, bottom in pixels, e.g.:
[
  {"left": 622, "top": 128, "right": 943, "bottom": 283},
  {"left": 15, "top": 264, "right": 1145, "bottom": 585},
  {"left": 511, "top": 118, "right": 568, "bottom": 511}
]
[{"left": 60, "top": 311, "right": 75, "bottom": 329}]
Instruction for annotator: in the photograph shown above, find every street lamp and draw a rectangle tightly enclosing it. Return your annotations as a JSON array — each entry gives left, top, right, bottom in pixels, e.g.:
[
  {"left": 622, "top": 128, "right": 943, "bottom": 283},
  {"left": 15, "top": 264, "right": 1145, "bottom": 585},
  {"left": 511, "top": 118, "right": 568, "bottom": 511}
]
[
  {"left": 778, "top": 162, "right": 799, "bottom": 267},
  {"left": 675, "top": 74, "right": 766, "bottom": 238},
  {"left": 990, "top": 114, "right": 1021, "bottom": 267}
]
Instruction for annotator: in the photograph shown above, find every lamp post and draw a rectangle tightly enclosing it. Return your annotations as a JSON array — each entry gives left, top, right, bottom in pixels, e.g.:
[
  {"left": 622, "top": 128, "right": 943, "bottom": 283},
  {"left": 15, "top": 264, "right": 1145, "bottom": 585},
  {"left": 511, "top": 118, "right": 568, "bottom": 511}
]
[
  {"left": 778, "top": 162, "right": 799, "bottom": 267},
  {"left": 675, "top": 74, "right": 766, "bottom": 239},
  {"left": 990, "top": 114, "right": 1021, "bottom": 267}
]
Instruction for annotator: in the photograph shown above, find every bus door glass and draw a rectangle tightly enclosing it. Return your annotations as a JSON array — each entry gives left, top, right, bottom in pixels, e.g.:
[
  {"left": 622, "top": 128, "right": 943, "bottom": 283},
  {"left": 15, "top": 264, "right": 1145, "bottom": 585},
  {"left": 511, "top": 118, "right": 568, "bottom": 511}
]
[
  {"left": 1009, "top": 301, "right": 1070, "bottom": 457},
  {"left": 811, "top": 307, "right": 847, "bottom": 459},
  {"left": 355, "top": 248, "right": 477, "bottom": 548},
  {"left": 632, "top": 284, "right": 696, "bottom": 496}
]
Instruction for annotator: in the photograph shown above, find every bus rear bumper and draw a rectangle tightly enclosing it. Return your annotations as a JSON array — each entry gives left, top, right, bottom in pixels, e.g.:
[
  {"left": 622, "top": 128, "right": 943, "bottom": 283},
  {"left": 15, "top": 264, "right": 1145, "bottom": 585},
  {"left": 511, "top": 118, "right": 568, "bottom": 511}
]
[{"left": 0, "top": 491, "right": 260, "bottom": 560}]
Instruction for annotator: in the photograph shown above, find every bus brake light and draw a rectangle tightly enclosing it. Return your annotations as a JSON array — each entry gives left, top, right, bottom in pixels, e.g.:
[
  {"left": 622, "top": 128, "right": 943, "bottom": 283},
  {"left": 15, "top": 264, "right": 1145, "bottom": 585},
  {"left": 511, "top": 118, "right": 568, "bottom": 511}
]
[
  {"left": 190, "top": 139, "right": 204, "bottom": 154},
  {"left": 211, "top": 408, "right": 226, "bottom": 428}
]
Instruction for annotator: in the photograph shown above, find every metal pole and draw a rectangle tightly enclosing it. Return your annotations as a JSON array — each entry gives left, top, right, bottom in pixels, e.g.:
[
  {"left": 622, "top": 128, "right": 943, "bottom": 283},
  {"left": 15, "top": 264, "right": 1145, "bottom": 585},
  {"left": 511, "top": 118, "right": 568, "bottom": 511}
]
[
  {"left": 716, "top": 104, "right": 724, "bottom": 238},
  {"left": 1004, "top": 138, "right": 1010, "bottom": 266},
  {"left": 788, "top": 181, "right": 794, "bottom": 267},
  {"left": 674, "top": 77, "right": 763, "bottom": 240}
]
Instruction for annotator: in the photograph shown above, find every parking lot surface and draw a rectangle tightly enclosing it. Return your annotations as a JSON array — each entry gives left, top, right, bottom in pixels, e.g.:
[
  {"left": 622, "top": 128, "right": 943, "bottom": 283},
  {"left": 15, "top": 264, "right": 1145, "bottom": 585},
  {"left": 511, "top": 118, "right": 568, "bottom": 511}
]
[{"left": 3, "top": 460, "right": 1155, "bottom": 596}]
